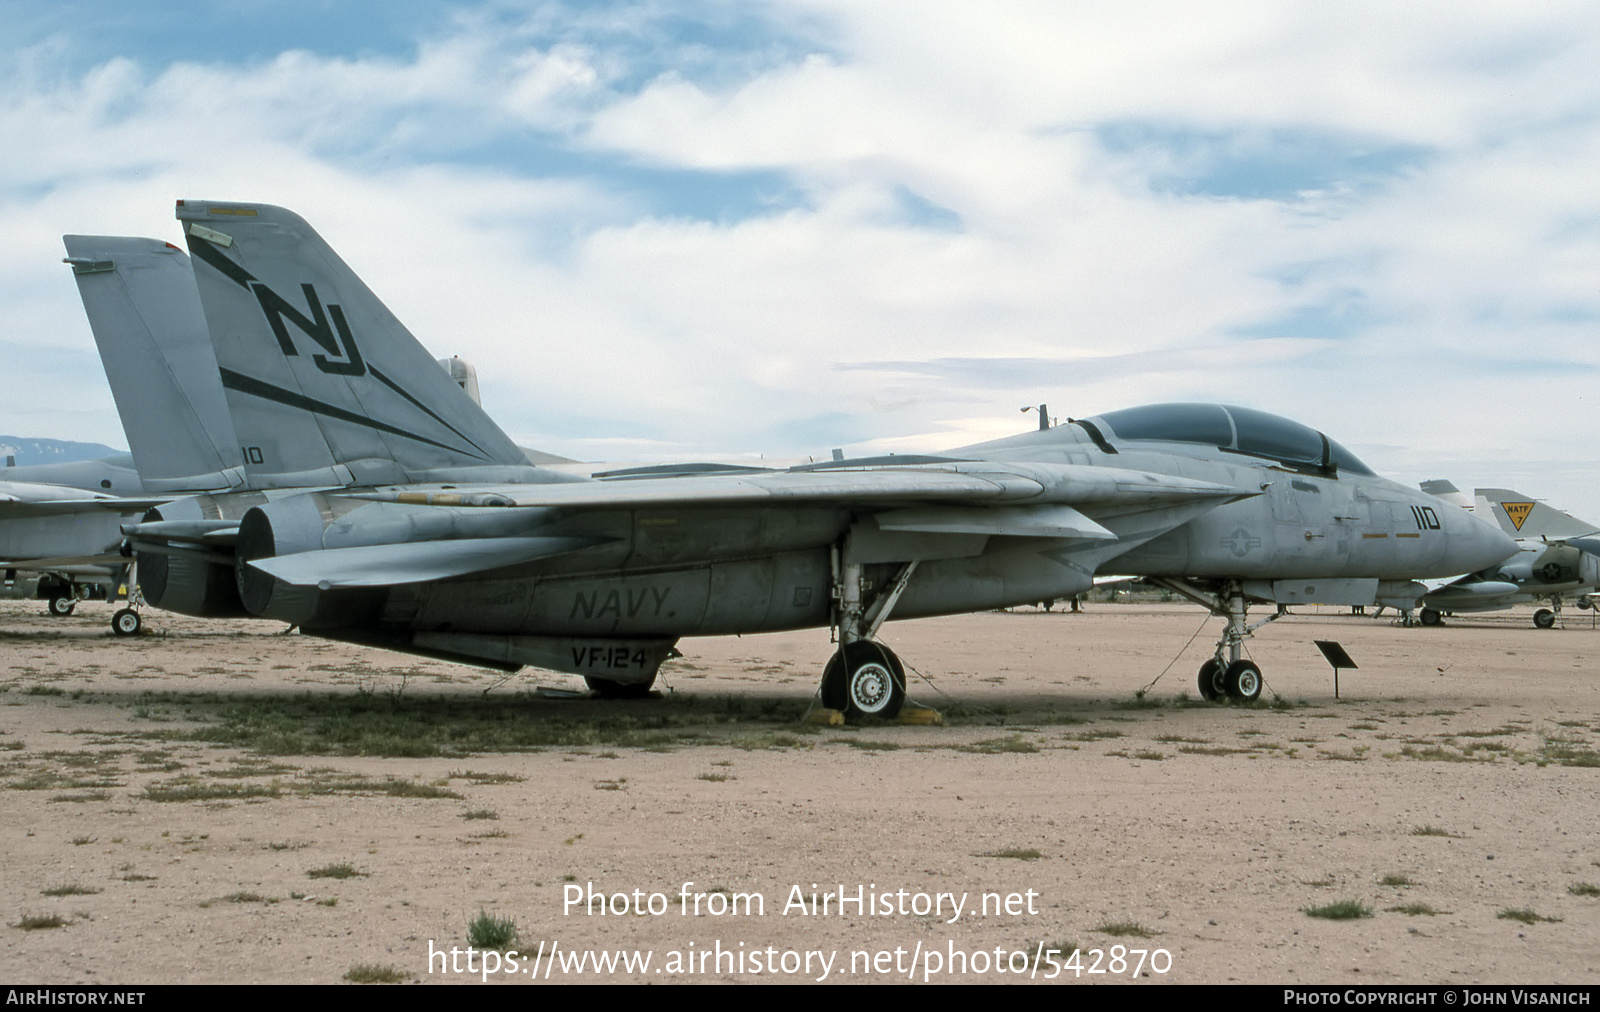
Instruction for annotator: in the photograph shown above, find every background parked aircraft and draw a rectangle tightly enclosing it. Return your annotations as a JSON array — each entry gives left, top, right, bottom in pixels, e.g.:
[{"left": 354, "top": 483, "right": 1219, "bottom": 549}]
[
  {"left": 0, "top": 477, "right": 148, "bottom": 625},
  {"left": 0, "top": 236, "right": 238, "bottom": 630},
  {"left": 1418, "top": 483, "right": 1599, "bottom": 628}
]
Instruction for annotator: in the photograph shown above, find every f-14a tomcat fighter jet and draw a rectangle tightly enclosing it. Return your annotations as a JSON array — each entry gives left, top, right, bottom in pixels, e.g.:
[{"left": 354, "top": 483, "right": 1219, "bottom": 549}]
[{"left": 124, "top": 200, "right": 1517, "bottom": 717}]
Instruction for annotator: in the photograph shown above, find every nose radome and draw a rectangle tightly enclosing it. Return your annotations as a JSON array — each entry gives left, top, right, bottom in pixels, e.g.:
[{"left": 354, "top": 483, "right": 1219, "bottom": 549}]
[{"left": 1449, "top": 508, "right": 1519, "bottom": 573}]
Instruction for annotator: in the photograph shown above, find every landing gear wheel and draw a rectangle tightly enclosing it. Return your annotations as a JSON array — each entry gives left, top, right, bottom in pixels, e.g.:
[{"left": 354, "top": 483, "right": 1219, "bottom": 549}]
[
  {"left": 845, "top": 658, "right": 900, "bottom": 719},
  {"left": 1533, "top": 608, "right": 1556, "bottom": 629},
  {"left": 585, "top": 673, "right": 657, "bottom": 699},
  {"left": 111, "top": 608, "right": 141, "bottom": 637},
  {"left": 1197, "top": 659, "right": 1224, "bottom": 701},
  {"left": 47, "top": 596, "right": 75, "bottom": 617},
  {"left": 822, "top": 642, "right": 906, "bottom": 720},
  {"left": 1419, "top": 608, "right": 1442, "bottom": 627},
  {"left": 1223, "top": 660, "right": 1263, "bottom": 703}
]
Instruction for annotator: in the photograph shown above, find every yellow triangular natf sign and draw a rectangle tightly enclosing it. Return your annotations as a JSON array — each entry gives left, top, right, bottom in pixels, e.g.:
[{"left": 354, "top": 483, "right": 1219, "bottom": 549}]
[{"left": 1501, "top": 502, "right": 1535, "bottom": 531}]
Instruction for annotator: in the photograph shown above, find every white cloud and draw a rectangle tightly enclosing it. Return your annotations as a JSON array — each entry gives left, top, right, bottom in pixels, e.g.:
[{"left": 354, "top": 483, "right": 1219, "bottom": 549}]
[{"left": 1, "top": 2, "right": 1598, "bottom": 515}]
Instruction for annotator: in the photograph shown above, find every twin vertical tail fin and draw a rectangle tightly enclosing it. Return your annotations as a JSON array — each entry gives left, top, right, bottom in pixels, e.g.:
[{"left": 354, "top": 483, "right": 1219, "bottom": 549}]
[
  {"left": 175, "top": 200, "right": 576, "bottom": 488},
  {"left": 1475, "top": 488, "right": 1599, "bottom": 540},
  {"left": 62, "top": 236, "right": 244, "bottom": 493},
  {"left": 1419, "top": 479, "right": 1474, "bottom": 511}
]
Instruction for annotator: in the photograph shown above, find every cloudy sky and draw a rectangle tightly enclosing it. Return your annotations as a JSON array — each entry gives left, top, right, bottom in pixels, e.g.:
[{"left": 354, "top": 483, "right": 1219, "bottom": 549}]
[{"left": 2, "top": 1, "right": 1597, "bottom": 515}]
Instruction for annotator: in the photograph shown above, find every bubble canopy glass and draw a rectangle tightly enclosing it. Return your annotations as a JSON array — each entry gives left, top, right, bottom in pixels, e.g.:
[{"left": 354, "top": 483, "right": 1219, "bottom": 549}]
[{"left": 1088, "top": 403, "right": 1374, "bottom": 476}]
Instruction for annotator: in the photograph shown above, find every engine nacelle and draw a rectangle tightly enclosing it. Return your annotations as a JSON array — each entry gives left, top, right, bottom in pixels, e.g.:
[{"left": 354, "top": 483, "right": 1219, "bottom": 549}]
[
  {"left": 233, "top": 492, "right": 553, "bottom": 627},
  {"left": 134, "top": 499, "right": 252, "bottom": 618}
]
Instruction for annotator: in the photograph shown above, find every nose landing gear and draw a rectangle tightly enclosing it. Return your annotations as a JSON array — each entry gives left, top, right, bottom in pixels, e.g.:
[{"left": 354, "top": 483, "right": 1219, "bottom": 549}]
[{"left": 1153, "top": 578, "right": 1275, "bottom": 703}]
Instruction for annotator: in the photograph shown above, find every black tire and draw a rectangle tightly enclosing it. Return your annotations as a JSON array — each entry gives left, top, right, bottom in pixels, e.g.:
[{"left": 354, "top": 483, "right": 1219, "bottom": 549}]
[
  {"left": 47, "top": 596, "right": 75, "bottom": 617},
  {"left": 1419, "top": 608, "right": 1442, "bottom": 627},
  {"left": 823, "top": 642, "right": 906, "bottom": 720},
  {"left": 1223, "top": 660, "right": 1263, "bottom": 703},
  {"left": 1533, "top": 608, "right": 1556, "bottom": 629},
  {"left": 585, "top": 673, "right": 656, "bottom": 699},
  {"left": 820, "top": 651, "right": 848, "bottom": 711},
  {"left": 1197, "top": 659, "right": 1223, "bottom": 701},
  {"left": 111, "top": 609, "right": 142, "bottom": 637}
]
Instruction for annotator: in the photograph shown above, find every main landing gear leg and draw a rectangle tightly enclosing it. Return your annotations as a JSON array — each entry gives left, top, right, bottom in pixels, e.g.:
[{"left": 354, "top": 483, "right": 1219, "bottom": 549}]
[{"left": 820, "top": 555, "right": 917, "bottom": 721}]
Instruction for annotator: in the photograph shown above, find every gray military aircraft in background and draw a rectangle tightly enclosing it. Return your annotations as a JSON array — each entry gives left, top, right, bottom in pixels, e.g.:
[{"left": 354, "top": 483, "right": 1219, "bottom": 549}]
[
  {"left": 0, "top": 478, "right": 144, "bottom": 621},
  {"left": 0, "top": 236, "right": 245, "bottom": 630},
  {"left": 3, "top": 453, "right": 145, "bottom": 497},
  {"left": 123, "top": 200, "right": 1517, "bottom": 717},
  {"left": 1417, "top": 484, "right": 1599, "bottom": 628},
  {"left": 7, "top": 238, "right": 245, "bottom": 498}
]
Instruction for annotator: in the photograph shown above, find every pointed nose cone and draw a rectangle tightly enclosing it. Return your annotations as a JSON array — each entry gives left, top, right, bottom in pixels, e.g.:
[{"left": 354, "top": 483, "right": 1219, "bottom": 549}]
[
  {"left": 1569, "top": 537, "right": 1600, "bottom": 558},
  {"left": 1444, "top": 507, "right": 1519, "bottom": 574}
]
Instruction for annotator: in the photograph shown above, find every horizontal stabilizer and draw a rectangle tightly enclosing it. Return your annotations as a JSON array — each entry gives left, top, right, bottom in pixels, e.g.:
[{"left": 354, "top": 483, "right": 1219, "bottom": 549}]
[{"left": 248, "top": 535, "right": 602, "bottom": 588}]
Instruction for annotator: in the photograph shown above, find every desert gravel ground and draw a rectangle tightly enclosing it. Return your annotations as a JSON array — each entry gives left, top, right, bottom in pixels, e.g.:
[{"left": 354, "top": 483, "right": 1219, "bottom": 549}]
[{"left": 1, "top": 599, "right": 1598, "bottom": 985}]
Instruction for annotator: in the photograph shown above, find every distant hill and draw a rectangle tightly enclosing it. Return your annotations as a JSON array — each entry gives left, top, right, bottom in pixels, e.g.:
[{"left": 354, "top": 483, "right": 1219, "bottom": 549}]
[{"left": 0, "top": 436, "right": 127, "bottom": 468}]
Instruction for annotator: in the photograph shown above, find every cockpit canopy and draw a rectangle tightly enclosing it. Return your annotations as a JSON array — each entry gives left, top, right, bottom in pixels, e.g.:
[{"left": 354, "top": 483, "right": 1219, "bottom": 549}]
[{"left": 1087, "top": 403, "right": 1375, "bottom": 476}]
